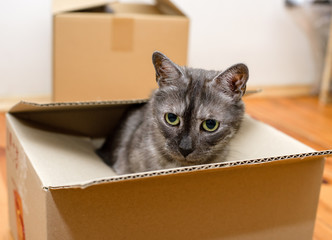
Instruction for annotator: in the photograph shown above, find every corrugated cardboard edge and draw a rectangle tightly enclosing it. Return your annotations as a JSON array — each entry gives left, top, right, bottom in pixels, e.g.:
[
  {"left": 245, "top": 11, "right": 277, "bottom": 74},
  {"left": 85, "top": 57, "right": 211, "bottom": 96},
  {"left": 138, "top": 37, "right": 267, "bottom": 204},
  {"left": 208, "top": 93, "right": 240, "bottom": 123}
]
[
  {"left": 44, "top": 150, "right": 332, "bottom": 191},
  {"left": 8, "top": 99, "right": 149, "bottom": 113}
]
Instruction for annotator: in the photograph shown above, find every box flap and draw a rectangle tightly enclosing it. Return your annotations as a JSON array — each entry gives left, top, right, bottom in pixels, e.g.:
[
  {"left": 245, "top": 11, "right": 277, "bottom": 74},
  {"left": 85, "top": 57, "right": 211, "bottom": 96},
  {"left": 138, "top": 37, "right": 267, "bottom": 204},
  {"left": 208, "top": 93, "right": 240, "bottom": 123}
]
[
  {"left": 155, "top": 0, "right": 186, "bottom": 16},
  {"left": 53, "top": 0, "right": 186, "bottom": 15},
  {"left": 108, "top": 0, "right": 185, "bottom": 16},
  {"left": 53, "top": 0, "right": 111, "bottom": 14},
  {"left": 9, "top": 100, "right": 147, "bottom": 138}
]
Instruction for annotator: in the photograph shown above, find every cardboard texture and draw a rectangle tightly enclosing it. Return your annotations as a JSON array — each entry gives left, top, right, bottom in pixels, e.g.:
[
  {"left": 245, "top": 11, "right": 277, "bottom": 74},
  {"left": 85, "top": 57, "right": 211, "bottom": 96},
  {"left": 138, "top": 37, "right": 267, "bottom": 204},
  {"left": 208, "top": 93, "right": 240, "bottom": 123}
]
[
  {"left": 53, "top": 1, "right": 189, "bottom": 102},
  {"left": 6, "top": 100, "right": 331, "bottom": 240}
]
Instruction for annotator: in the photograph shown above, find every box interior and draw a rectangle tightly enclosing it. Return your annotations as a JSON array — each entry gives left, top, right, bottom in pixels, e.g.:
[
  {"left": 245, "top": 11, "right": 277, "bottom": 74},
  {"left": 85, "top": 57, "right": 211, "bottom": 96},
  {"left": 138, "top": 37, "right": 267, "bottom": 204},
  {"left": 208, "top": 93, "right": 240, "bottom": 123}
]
[
  {"left": 109, "top": 3, "right": 164, "bottom": 15},
  {"left": 7, "top": 101, "right": 321, "bottom": 189},
  {"left": 59, "top": 1, "right": 184, "bottom": 16}
]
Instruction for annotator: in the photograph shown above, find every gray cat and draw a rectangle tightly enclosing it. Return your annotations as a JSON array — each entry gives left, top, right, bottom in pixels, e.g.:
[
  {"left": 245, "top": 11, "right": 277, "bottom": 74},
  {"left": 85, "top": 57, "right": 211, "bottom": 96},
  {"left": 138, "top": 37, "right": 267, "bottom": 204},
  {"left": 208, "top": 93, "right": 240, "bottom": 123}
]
[{"left": 97, "top": 51, "right": 249, "bottom": 174}]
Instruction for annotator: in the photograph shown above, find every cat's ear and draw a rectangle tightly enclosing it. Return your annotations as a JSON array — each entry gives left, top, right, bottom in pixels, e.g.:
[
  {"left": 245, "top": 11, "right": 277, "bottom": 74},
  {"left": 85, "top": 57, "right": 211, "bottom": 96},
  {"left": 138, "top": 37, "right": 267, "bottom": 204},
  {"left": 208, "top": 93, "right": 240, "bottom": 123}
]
[
  {"left": 212, "top": 63, "right": 249, "bottom": 99},
  {"left": 152, "top": 51, "right": 184, "bottom": 87}
]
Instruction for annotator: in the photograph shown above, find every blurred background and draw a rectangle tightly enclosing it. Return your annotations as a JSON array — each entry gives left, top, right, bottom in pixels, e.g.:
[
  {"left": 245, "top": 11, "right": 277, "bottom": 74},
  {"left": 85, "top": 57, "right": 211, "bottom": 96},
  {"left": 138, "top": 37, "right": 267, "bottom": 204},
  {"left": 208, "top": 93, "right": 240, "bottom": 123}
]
[
  {"left": 1, "top": 1, "right": 332, "bottom": 239},
  {"left": 0, "top": 0, "right": 331, "bottom": 105}
]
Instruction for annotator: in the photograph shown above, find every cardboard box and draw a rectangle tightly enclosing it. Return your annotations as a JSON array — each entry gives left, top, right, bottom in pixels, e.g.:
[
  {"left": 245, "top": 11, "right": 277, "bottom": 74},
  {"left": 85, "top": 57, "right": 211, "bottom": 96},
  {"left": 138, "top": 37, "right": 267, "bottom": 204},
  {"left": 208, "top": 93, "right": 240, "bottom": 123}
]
[
  {"left": 6, "top": 100, "right": 331, "bottom": 240},
  {"left": 53, "top": 0, "right": 189, "bottom": 102}
]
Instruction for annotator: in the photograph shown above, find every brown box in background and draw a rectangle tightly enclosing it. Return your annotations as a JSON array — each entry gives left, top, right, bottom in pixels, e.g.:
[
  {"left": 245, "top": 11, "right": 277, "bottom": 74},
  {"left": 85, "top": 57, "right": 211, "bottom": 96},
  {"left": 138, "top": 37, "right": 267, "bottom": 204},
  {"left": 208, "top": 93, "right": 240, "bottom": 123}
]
[
  {"left": 53, "top": 0, "right": 189, "bottom": 102},
  {"left": 6, "top": 100, "right": 331, "bottom": 240}
]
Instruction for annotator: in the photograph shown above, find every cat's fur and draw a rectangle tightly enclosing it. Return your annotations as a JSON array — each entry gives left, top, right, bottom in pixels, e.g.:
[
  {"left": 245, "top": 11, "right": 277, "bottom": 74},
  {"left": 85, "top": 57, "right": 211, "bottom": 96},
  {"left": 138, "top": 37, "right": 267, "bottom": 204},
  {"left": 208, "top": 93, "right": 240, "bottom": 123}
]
[{"left": 97, "top": 51, "right": 249, "bottom": 174}]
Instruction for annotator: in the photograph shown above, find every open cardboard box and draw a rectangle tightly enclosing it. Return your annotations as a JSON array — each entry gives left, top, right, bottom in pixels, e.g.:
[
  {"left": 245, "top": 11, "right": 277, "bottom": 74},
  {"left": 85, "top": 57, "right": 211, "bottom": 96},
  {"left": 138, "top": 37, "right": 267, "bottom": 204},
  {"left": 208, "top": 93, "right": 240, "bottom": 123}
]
[
  {"left": 53, "top": 0, "right": 189, "bottom": 102},
  {"left": 6, "top": 100, "right": 331, "bottom": 240}
]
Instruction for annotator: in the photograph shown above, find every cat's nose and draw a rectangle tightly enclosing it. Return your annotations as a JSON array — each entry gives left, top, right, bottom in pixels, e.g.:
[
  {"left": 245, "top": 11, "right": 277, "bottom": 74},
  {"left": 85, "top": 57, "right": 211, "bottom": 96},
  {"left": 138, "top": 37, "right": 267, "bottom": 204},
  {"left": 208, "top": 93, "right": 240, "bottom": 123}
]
[
  {"left": 179, "top": 135, "right": 194, "bottom": 157},
  {"left": 179, "top": 147, "right": 193, "bottom": 158}
]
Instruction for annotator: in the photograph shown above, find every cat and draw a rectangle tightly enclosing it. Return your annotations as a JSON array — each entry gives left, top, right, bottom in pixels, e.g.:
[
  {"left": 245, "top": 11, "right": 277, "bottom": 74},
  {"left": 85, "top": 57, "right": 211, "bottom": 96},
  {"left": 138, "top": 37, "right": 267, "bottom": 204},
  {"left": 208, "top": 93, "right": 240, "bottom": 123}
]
[{"left": 97, "top": 51, "right": 249, "bottom": 174}]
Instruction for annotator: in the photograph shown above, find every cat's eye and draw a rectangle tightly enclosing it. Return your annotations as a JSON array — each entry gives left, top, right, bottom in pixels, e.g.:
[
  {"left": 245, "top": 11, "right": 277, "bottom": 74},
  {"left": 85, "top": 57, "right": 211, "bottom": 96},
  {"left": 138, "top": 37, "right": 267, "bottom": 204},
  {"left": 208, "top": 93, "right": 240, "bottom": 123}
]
[
  {"left": 165, "top": 113, "right": 180, "bottom": 126},
  {"left": 202, "top": 119, "right": 219, "bottom": 132}
]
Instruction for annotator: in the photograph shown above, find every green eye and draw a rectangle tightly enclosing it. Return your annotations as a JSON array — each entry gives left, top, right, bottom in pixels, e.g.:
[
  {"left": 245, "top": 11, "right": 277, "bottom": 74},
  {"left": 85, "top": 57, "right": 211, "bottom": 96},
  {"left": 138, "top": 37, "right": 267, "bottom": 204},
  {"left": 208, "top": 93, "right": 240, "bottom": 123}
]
[
  {"left": 202, "top": 119, "right": 219, "bottom": 132},
  {"left": 165, "top": 113, "right": 180, "bottom": 126}
]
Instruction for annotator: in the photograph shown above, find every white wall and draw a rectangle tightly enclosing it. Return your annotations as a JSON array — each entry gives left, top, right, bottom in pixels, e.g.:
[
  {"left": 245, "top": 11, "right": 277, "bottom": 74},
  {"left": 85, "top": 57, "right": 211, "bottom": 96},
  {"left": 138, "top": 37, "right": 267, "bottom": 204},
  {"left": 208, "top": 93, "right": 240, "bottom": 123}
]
[
  {"left": 175, "top": 0, "right": 315, "bottom": 87},
  {"left": 0, "top": 0, "right": 316, "bottom": 98},
  {"left": 0, "top": 0, "right": 52, "bottom": 98}
]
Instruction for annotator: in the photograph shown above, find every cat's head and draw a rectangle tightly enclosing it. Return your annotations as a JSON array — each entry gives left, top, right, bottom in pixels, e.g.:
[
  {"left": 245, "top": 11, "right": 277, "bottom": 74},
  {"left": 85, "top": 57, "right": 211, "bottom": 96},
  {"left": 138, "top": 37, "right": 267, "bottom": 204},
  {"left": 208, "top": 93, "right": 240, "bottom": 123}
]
[{"left": 150, "top": 51, "right": 249, "bottom": 166}]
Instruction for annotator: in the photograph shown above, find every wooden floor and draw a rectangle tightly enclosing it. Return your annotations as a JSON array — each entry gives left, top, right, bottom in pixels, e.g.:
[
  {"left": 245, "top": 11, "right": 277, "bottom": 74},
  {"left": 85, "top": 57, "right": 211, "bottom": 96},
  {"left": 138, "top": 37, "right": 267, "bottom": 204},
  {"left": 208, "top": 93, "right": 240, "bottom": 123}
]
[
  {"left": 245, "top": 96, "right": 332, "bottom": 240},
  {"left": 0, "top": 96, "right": 331, "bottom": 239}
]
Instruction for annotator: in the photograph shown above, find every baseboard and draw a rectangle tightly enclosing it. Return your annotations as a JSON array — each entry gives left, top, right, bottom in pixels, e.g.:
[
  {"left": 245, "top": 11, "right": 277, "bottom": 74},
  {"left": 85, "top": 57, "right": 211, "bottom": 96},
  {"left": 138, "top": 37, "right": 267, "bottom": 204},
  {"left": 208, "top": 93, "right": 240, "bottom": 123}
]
[
  {"left": 245, "top": 85, "right": 313, "bottom": 98},
  {"left": 0, "top": 95, "right": 52, "bottom": 112},
  {"left": 319, "top": 90, "right": 332, "bottom": 104}
]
